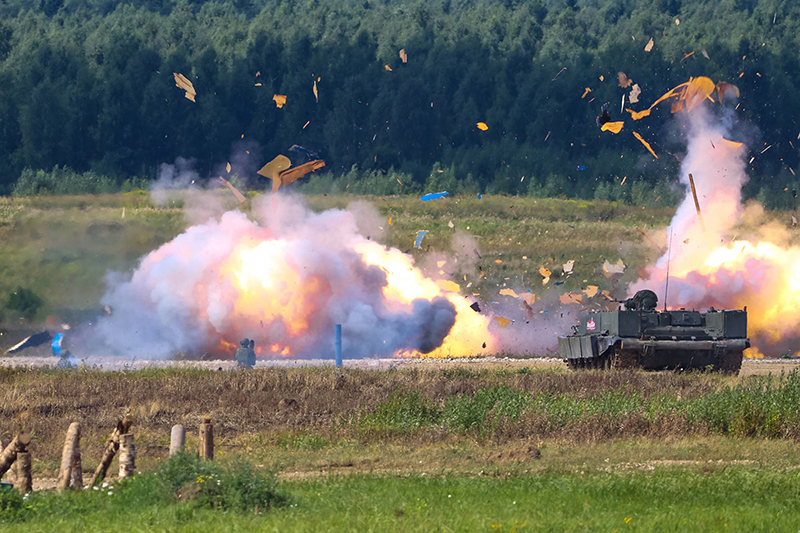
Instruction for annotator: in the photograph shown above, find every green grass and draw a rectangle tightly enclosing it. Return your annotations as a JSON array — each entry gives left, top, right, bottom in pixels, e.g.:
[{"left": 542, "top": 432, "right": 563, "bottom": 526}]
[
  {"left": 352, "top": 371, "right": 800, "bottom": 440},
  {"left": 3, "top": 466, "right": 799, "bottom": 532}
]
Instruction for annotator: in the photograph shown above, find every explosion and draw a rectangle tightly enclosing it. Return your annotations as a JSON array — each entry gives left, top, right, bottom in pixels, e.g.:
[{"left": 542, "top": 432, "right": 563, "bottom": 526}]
[
  {"left": 631, "top": 102, "right": 800, "bottom": 357},
  {"left": 94, "top": 195, "right": 497, "bottom": 359}
]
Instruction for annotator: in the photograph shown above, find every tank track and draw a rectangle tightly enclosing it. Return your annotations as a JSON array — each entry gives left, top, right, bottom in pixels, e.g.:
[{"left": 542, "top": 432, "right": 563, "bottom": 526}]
[
  {"left": 566, "top": 346, "right": 643, "bottom": 371},
  {"left": 566, "top": 346, "right": 641, "bottom": 370},
  {"left": 714, "top": 350, "right": 744, "bottom": 374}
]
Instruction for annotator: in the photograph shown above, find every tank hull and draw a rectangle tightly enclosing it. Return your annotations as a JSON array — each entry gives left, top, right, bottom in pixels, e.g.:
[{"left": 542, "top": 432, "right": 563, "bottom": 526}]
[{"left": 558, "top": 305, "right": 750, "bottom": 374}]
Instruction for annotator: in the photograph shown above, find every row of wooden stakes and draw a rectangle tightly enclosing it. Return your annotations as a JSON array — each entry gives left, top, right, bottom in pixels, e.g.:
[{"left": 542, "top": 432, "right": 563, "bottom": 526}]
[{"left": 0, "top": 416, "right": 215, "bottom": 494}]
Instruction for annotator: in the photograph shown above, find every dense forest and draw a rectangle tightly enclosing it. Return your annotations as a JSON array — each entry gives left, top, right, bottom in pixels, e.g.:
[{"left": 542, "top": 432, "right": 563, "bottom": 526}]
[{"left": 0, "top": 0, "right": 798, "bottom": 205}]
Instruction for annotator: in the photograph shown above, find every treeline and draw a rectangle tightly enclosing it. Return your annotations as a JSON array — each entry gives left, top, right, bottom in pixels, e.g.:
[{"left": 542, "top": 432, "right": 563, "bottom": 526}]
[{"left": 0, "top": 0, "right": 798, "bottom": 206}]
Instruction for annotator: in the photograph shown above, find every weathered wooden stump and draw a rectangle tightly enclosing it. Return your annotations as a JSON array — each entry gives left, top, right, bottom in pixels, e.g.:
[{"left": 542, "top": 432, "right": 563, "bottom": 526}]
[
  {"left": 118, "top": 434, "right": 136, "bottom": 479},
  {"left": 199, "top": 416, "right": 213, "bottom": 460},
  {"left": 170, "top": 425, "right": 185, "bottom": 456},
  {"left": 57, "top": 422, "right": 81, "bottom": 492},
  {"left": 91, "top": 416, "right": 133, "bottom": 486},
  {"left": 15, "top": 452, "right": 32, "bottom": 494},
  {"left": 0, "top": 432, "right": 31, "bottom": 479}
]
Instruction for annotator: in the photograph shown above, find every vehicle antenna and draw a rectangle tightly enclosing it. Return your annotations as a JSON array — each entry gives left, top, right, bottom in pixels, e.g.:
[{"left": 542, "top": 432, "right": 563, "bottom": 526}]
[{"left": 663, "top": 231, "right": 673, "bottom": 312}]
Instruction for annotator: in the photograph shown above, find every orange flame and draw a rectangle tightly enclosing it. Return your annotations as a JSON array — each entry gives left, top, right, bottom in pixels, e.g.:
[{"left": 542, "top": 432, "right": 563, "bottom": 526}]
[{"left": 209, "top": 232, "right": 496, "bottom": 359}]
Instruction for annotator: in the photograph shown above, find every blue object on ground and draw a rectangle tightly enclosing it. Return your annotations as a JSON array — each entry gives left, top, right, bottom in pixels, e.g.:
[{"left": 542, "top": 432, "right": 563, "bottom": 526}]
[
  {"left": 414, "top": 230, "right": 429, "bottom": 248},
  {"left": 52, "top": 333, "right": 64, "bottom": 357},
  {"left": 334, "top": 324, "right": 342, "bottom": 367},
  {"left": 421, "top": 191, "right": 448, "bottom": 201}
]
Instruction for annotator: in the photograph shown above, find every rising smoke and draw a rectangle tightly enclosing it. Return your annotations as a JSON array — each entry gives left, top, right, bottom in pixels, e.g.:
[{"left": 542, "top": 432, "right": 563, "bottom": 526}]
[{"left": 629, "top": 96, "right": 800, "bottom": 355}]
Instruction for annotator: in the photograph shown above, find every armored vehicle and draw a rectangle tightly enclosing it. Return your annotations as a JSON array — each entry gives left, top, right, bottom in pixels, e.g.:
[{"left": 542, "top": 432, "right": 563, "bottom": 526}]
[{"left": 558, "top": 289, "right": 749, "bottom": 373}]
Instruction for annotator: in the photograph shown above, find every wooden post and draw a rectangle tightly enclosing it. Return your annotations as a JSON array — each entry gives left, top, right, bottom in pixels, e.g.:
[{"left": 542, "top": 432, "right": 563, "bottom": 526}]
[
  {"left": 0, "top": 432, "right": 30, "bottom": 478},
  {"left": 199, "top": 416, "right": 213, "bottom": 460},
  {"left": 90, "top": 416, "right": 133, "bottom": 486},
  {"left": 57, "top": 422, "right": 81, "bottom": 492},
  {"left": 118, "top": 434, "right": 136, "bottom": 479},
  {"left": 170, "top": 425, "right": 185, "bottom": 456},
  {"left": 71, "top": 452, "right": 83, "bottom": 489},
  {"left": 15, "top": 452, "right": 32, "bottom": 494}
]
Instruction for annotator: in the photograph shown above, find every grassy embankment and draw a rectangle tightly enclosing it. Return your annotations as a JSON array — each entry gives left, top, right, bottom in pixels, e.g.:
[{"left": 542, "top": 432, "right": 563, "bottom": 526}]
[{"left": 3, "top": 365, "right": 800, "bottom": 531}]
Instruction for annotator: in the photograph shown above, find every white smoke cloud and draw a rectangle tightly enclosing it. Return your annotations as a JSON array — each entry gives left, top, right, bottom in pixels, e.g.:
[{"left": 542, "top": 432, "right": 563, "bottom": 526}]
[{"left": 630, "top": 104, "right": 749, "bottom": 306}]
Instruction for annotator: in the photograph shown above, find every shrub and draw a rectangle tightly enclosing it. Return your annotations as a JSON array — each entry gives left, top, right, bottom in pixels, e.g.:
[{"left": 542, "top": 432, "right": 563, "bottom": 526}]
[
  {"left": 6, "top": 286, "right": 43, "bottom": 320},
  {"left": 360, "top": 391, "right": 441, "bottom": 431},
  {"left": 154, "top": 452, "right": 287, "bottom": 512},
  {"left": 12, "top": 166, "right": 148, "bottom": 196},
  {"left": 442, "top": 385, "right": 531, "bottom": 434},
  {"left": 0, "top": 487, "right": 26, "bottom": 524}
]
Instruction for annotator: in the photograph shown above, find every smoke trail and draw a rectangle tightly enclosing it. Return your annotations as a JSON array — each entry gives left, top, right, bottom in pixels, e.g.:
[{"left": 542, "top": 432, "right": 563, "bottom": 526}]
[{"left": 630, "top": 105, "right": 749, "bottom": 303}]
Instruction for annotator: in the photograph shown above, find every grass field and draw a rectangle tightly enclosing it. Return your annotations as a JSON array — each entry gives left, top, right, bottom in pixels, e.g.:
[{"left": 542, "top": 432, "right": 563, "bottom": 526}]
[
  {"left": 3, "top": 193, "right": 800, "bottom": 530},
  {"left": 3, "top": 364, "right": 800, "bottom": 532},
  {"left": 4, "top": 462, "right": 800, "bottom": 532}
]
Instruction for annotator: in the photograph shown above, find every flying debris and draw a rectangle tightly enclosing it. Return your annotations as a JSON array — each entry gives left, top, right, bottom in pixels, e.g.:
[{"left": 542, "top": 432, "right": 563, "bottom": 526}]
[
  {"left": 6, "top": 331, "right": 51, "bottom": 354},
  {"left": 617, "top": 72, "right": 633, "bottom": 88},
  {"left": 715, "top": 82, "right": 741, "bottom": 101},
  {"left": 625, "top": 108, "right": 651, "bottom": 121},
  {"left": 476, "top": 122, "right": 489, "bottom": 131},
  {"left": 632, "top": 131, "right": 658, "bottom": 159},
  {"left": 289, "top": 145, "right": 320, "bottom": 159},
  {"left": 470, "top": 302, "right": 481, "bottom": 313},
  {"left": 414, "top": 230, "right": 429, "bottom": 248},
  {"left": 313, "top": 79, "right": 319, "bottom": 102},
  {"left": 494, "top": 316, "right": 512, "bottom": 327},
  {"left": 173, "top": 73, "right": 196, "bottom": 102},
  {"left": 629, "top": 84, "right": 642, "bottom": 104},
  {"left": 644, "top": 38, "right": 654, "bottom": 52},
  {"left": 273, "top": 94, "right": 287, "bottom": 108},
  {"left": 551, "top": 67, "right": 567, "bottom": 81},
  {"left": 602, "top": 259, "right": 626, "bottom": 276},
  {"left": 523, "top": 300, "right": 535, "bottom": 322},
  {"left": 601, "top": 121, "right": 624, "bottom": 134},
  {"left": 649, "top": 77, "right": 715, "bottom": 114},
  {"left": 421, "top": 191, "right": 449, "bottom": 201},
  {"left": 596, "top": 104, "right": 611, "bottom": 127},
  {"left": 499, "top": 288, "right": 519, "bottom": 299},
  {"left": 581, "top": 87, "right": 592, "bottom": 98},
  {"left": 257, "top": 154, "right": 326, "bottom": 192},
  {"left": 437, "top": 279, "right": 461, "bottom": 293},
  {"left": 217, "top": 177, "right": 247, "bottom": 203},
  {"left": 399, "top": 49, "right": 408, "bottom": 63}
]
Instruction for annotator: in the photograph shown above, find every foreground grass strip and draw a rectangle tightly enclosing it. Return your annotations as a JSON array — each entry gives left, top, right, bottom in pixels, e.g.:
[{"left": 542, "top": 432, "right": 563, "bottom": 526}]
[{"left": 2, "top": 467, "right": 798, "bottom": 532}]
